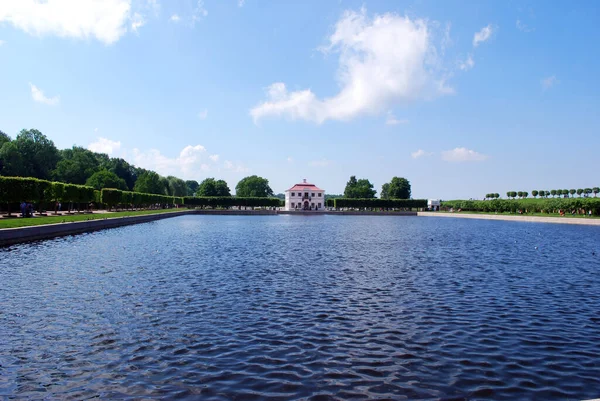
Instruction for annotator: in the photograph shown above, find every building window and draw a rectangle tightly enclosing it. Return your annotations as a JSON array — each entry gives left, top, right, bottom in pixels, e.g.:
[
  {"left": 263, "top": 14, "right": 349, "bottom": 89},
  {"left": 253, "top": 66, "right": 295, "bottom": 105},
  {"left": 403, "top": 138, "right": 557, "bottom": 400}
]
[
  {"left": 305, "top": 192, "right": 308, "bottom": 197},
  {"left": 291, "top": 203, "right": 295, "bottom": 208},
  {"left": 318, "top": 203, "right": 321, "bottom": 208},
  {"left": 311, "top": 203, "right": 315, "bottom": 207},
  {"left": 291, "top": 192, "right": 295, "bottom": 197},
  {"left": 318, "top": 193, "right": 322, "bottom": 197}
]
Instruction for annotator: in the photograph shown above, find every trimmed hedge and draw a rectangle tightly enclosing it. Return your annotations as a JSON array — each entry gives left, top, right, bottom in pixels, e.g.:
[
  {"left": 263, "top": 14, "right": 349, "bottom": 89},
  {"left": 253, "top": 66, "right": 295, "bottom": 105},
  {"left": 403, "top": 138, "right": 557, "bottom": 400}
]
[
  {"left": 183, "top": 196, "right": 282, "bottom": 208},
  {"left": 331, "top": 198, "right": 427, "bottom": 209},
  {"left": 101, "top": 188, "right": 182, "bottom": 209},
  {"left": 442, "top": 198, "right": 600, "bottom": 215}
]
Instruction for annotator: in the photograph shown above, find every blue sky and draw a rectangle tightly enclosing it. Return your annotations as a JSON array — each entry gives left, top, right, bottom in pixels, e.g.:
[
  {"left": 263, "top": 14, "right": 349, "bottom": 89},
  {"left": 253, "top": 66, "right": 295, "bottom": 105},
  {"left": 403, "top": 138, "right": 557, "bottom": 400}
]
[{"left": 1, "top": 0, "right": 598, "bottom": 199}]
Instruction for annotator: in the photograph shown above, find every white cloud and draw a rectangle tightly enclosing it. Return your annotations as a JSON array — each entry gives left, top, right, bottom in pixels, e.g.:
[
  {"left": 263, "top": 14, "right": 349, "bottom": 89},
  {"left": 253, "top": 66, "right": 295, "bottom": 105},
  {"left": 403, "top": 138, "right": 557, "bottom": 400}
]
[
  {"left": 94, "top": 127, "right": 99, "bottom": 133},
  {"left": 193, "top": 0, "right": 208, "bottom": 21},
  {"left": 88, "top": 137, "right": 121, "bottom": 155},
  {"left": 250, "top": 8, "right": 450, "bottom": 124},
  {"left": 198, "top": 109, "right": 208, "bottom": 119},
  {"left": 541, "top": 75, "right": 558, "bottom": 90},
  {"left": 209, "top": 154, "right": 219, "bottom": 162},
  {"left": 0, "top": 39, "right": 4, "bottom": 46},
  {"left": 224, "top": 160, "right": 249, "bottom": 173},
  {"left": 459, "top": 54, "right": 474, "bottom": 71},
  {"left": 131, "top": 12, "right": 145, "bottom": 33},
  {"left": 170, "top": 14, "right": 180, "bottom": 22},
  {"left": 442, "top": 147, "right": 488, "bottom": 162},
  {"left": 238, "top": 0, "right": 245, "bottom": 7},
  {"left": 287, "top": 156, "right": 294, "bottom": 163},
  {"left": 385, "top": 112, "right": 409, "bottom": 126},
  {"left": 308, "top": 158, "right": 332, "bottom": 167},
  {"left": 132, "top": 144, "right": 226, "bottom": 179},
  {"left": 411, "top": 149, "right": 433, "bottom": 159},
  {"left": 0, "top": 0, "right": 133, "bottom": 45},
  {"left": 516, "top": 19, "right": 534, "bottom": 32},
  {"left": 473, "top": 24, "right": 494, "bottom": 47},
  {"left": 29, "top": 83, "right": 60, "bottom": 105}
]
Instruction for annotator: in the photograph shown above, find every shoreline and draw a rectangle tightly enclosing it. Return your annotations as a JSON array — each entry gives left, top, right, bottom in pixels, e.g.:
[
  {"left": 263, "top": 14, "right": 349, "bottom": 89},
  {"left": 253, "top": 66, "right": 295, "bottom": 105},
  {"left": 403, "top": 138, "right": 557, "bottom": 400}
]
[{"left": 418, "top": 211, "right": 600, "bottom": 226}]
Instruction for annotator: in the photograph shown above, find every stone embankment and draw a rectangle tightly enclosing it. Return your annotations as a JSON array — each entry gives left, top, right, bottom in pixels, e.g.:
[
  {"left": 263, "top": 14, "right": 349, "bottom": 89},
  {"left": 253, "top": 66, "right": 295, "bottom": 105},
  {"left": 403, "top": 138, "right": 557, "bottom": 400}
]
[{"left": 418, "top": 211, "right": 600, "bottom": 226}]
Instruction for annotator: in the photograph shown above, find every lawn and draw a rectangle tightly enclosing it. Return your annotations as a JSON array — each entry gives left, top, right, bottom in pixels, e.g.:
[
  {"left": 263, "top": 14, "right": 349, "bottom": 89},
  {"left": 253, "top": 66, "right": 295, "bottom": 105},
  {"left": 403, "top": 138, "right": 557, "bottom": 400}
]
[{"left": 0, "top": 209, "right": 185, "bottom": 229}]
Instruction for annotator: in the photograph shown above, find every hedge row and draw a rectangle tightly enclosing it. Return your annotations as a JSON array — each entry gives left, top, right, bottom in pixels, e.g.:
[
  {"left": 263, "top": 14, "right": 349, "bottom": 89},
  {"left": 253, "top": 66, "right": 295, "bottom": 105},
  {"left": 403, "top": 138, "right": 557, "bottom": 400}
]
[
  {"left": 183, "top": 196, "right": 282, "bottom": 208},
  {"left": 101, "top": 188, "right": 184, "bottom": 209},
  {"left": 442, "top": 198, "right": 600, "bottom": 214},
  {"left": 328, "top": 198, "right": 427, "bottom": 209}
]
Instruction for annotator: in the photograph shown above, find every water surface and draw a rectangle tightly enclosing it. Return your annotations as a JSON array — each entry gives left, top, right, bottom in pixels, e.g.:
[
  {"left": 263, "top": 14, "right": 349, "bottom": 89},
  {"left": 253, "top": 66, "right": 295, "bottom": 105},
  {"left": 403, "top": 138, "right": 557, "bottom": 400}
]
[{"left": 1, "top": 215, "right": 599, "bottom": 400}]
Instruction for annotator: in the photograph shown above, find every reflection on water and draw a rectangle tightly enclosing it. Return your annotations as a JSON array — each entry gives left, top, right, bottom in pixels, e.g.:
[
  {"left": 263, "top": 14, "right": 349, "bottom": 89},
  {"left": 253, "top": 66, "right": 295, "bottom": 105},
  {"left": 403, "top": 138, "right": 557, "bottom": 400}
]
[{"left": 1, "top": 215, "right": 599, "bottom": 400}]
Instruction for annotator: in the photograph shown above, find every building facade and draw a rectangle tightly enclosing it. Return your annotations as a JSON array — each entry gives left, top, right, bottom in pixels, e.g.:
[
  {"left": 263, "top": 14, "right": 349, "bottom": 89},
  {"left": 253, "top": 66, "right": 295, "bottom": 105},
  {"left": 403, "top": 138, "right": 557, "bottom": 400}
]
[{"left": 285, "top": 179, "right": 325, "bottom": 211}]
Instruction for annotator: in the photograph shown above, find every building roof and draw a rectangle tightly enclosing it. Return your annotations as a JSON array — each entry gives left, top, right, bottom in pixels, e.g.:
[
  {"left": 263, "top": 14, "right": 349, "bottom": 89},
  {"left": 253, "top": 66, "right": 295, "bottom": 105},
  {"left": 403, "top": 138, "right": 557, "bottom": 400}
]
[{"left": 286, "top": 180, "right": 324, "bottom": 192}]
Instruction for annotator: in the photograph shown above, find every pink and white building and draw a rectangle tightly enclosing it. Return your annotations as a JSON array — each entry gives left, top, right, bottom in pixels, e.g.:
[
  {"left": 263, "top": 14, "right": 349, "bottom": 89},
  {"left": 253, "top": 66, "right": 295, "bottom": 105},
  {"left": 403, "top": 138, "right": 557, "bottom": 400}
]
[{"left": 285, "top": 179, "right": 325, "bottom": 211}]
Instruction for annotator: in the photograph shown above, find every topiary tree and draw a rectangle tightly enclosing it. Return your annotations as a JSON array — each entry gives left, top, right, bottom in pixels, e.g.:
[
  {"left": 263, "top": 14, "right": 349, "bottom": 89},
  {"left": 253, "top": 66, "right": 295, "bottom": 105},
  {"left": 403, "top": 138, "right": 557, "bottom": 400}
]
[
  {"left": 522, "top": 191, "right": 528, "bottom": 198},
  {"left": 569, "top": 189, "right": 576, "bottom": 197},
  {"left": 593, "top": 187, "right": 600, "bottom": 197},
  {"left": 550, "top": 189, "right": 556, "bottom": 198},
  {"left": 584, "top": 188, "right": 592, "bottom": 197},
  {"left": 532, "top": 190, "right": 538, "bottom": 198},
  {"left": 517, "top": 191, "right": 523, "bottom": 198},
  {"left": 577, "top": 189, "right": 584, "bottom": 197}
]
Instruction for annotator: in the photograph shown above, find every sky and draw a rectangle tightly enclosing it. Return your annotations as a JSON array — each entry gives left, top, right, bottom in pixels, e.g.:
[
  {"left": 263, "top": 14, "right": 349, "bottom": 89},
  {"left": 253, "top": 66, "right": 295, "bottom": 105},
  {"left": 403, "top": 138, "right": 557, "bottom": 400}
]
[{"left": 1, "top": 0, "right": 599, "bottom": 199}]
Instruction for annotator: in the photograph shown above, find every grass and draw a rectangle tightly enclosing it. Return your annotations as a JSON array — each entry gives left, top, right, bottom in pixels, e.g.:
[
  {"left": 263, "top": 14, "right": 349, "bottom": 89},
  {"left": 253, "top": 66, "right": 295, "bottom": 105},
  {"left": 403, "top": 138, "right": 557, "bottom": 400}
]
[{"left": 0, "top": 209, "right": 185, "bottom": 229}]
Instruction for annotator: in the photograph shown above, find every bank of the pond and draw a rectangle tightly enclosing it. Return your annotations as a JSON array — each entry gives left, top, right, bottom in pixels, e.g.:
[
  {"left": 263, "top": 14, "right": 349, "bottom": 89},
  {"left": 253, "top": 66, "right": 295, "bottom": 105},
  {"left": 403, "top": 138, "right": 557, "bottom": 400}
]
[{"left": 418, "top": 211, "right": 600, "bottom": 226}]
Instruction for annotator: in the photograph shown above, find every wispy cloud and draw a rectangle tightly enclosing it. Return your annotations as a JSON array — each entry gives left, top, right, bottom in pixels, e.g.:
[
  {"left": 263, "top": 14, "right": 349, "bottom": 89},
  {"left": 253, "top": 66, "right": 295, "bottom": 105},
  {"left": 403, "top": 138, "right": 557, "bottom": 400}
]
[
  {"left": 131, "top": 12, "right": 145, "bottom": 33},
  {"left": 193, "top": 0, "right": 208, "bottom": 21},
  {"left": 29, "top": 83, "right": 59, "bottom": 105},
  {"left": 209, "top": 154, "right": 219, "bottom": 162},
  {"left": 287, "top": 157, "right": 294, "bottom": 163},
  {"left": 88, "top": 137, "right": 122, "bottom": 155},
  {"left": 442, "top": 147, "right": 488, "bottom": 162},
  {"left": 473, "top": 24, "right": 494, "bottom": 47},
  {"left": 0, "top": 39, "right": 4, "bottom": 46},
  {"left": 516, "top": 19, "right": 534, "bottom": 32},
  {"left": 251, "top": 8, "right": 451, "bottom": 124},
  {"left": 411, "top": 149, "right": 433, "bottom": 159},
  {"left": 170, "top": 14, "right": 181, "bottom": 23},
  {"left": 224, "top": 160, "right": 249, "bottom": 173},
  {"left": 238, "top": 0, "right": 246, "bottom": 7},
  {"left": 459, "top": 54, "right": 475, "bottom": 71},
  {"left": 541, "top": 75, "right": 558, "bottom": 90},
  {"left": 198, "top": 109, "right": 208, "bottom": 119},
  {"left": 386, "top": 112, "right": 409, "bottom": 126}
]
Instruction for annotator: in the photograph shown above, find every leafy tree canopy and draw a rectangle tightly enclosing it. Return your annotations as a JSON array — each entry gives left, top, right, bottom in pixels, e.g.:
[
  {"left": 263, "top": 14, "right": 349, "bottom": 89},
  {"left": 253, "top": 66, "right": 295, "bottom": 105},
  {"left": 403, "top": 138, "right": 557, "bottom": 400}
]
[
  {"left": 186, "top": 180, "right": 200, "bottom": 196},
  {"left": 134, "top": 171, "right": 166, "bottom": 195},
  {"left": 381, "top": 177, "right": 411, "bottom": 199},
  {"left": 0, "top": 130, "right": 10, "bottom": 147},
  {"left": 344, "top": 175, "right": 376, "bottom": 198},
  {"left": 235, "top": 175, "right": 273, "bottom": 197},
  {"left": 101, "top": 157, "right": 138, "bottom": 191},
  {"left": 52, "top": 146, "right": 101, "bottom": 185},
  {"left": 85, "top": 169, "right": 128, "bottom": 190},
  {"left": 167, "top": 176, "right": 188, "bottom": 197},
  {"left": 0, "top": 141, "right": 25, "bottom": 176},
  {"left": 11, "top": 129, "right": 60, "bottom": 180}
]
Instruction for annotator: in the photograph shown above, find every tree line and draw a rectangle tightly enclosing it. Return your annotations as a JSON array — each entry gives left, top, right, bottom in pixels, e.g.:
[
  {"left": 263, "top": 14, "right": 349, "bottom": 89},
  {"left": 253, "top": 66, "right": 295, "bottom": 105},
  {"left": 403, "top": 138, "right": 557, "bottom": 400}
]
[
  {"left": 485, "top": 188, "right": 599, "bottom": 200},
  {"left": 443, "top": 198, "right": 600, "bottom": 215},
  {"left": 343, "top": 176, "right": 411, "bottom": 199}
]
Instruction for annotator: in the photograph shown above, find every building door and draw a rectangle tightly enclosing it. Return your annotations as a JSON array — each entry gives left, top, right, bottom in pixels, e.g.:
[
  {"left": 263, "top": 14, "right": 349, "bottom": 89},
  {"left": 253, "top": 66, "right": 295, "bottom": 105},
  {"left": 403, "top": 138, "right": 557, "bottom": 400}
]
[{"left": 303, "top": 201, "right": 309, "bottom": 210}]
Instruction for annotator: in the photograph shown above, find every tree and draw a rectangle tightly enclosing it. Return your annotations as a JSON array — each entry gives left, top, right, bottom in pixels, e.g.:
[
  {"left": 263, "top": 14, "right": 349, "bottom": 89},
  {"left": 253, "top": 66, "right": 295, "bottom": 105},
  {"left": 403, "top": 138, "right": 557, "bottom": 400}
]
[
  {"left": 506, "top": 191, "right": 512, "bottom": 199},
  {"left": 569, "top": 189, "right": 576, "bottom": 197},
  {"left": 0, "top": 141, "right": 25, "bottom": 176},
  {"left": 382, "top": 177, "right": 411, "bottom": 199},
  {"left": 186, "top": 180, "right": 199, "bottom": 196},
  {"left": 235, "top": 175, "right": 273, "bottom": 197},
  {"left": 196, "top": 178, "right": 230, "bottom": 197},
  {"left": 85, "top": 169, "right": 127, "bottom": 190},
  {"left": 532, "top": 190, "right": 538, "bottom": 198},
  {"left": 550, "top": 190, "right": 557, "bottom": 198},
  {"left": 381, "top": 183, "right": 390, "bottom": 199},
  {"left": 522, "top": 191, "right": 528, "bottom": 198},
  {"left": 134, "top": 171, "right": 165, "bottom": 194},
  {"left": 52, "top": 146, "right": 101, "bottom": 185},
  {"left": 344, "top": 176, "right": 376, "bottom": 198},
  {"left": 101, "top": 157, "right": 137, "bottom": 190},
  {"left": 517, "top": 191, "right": 523, "bottom": 198},
  {"left": 562, "top": 189, "right": 569, "bottom": 198},
  {"left": 12, "top": 129, "right": 60, "bottom": 180},
  {"left": 577, "top": 189, "right": 584, "bottom": 197},
  {"left": 0, "top": 131, "right": 9, "bottom": 147},
  {"left": 167, "top": 176, "right": 188, "bottom": 197},
  {"left": 594, "top": 187, "right": 600, "bottom": 197}
]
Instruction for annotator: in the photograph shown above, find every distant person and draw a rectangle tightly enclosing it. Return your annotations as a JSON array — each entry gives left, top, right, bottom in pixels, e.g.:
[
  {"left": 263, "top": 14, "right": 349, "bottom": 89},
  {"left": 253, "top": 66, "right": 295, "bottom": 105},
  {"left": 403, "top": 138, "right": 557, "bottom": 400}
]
[{"left": 20, "top": 201, "right": 26, "bottom": 217}]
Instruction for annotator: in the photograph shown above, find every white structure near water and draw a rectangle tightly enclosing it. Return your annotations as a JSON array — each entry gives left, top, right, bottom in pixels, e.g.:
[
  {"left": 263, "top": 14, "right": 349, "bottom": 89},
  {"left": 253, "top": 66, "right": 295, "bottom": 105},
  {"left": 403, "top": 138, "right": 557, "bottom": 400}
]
[{"left": 285, "top": 179, "right": 325, "bottom": 211}]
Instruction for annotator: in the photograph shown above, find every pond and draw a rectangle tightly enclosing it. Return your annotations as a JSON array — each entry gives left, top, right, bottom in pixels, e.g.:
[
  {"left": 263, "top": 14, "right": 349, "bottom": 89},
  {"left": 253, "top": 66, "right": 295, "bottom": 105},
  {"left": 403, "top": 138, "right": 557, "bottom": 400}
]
[{"left": 1, "top": 215, "right": 599, "bottom": 400}]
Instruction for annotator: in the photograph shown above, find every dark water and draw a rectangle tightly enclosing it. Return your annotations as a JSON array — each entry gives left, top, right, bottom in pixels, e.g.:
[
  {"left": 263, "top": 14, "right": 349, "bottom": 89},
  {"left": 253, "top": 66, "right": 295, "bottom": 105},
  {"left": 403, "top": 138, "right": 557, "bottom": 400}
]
[{"left": 1, "top": 215, "right": 599, "bottom": 400}]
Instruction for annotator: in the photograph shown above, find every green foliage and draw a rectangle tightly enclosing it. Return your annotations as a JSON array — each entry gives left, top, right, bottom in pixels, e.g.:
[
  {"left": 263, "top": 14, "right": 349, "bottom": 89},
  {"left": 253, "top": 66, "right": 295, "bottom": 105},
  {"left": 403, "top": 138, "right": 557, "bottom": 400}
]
[
  {"left": 442, "top": 198, "right": 600, "bottom": 215},
  {"left": 52, "top": 146, "right": 101, "bottom": 184},
  {"left": 167, "top": 176, "right": 188, "bottom": 197},
  {"left": 85, "top": 169, "right": 128, "bottom": 190},
  {"left": 235, "top": 175, "right": 273, "bottom": 197},
  {"left": 12, "top": 129, "right": 60, "bottom": 180},
  {"left": 101, "top": 157, "right": 138, "bottom": 190},
  {"left": 332, "top": 198, "right": 427, "bottom": 209},
  {"left": 197, "top": 178, "right": 231, "bottom": 197},
  {"left": 344, "top": 176, "right": 376, "bottom": 198},
  {"left": 183, "top": 196, "right": 282, "bottom": 208},
  {"left": 381, "top": 177, "right": 411, "bottom": 199},
  {"left": 134, "top": 171, "right": 165, "bottom": 195},
  {"left": 594, "top": 187, "right": 600, "bottom": 197},
  {"left": 0, "top": 141, "right": 26, "bottom": 176},
  {"left": 185, "top": 180, "right": 199, "bottom": 196}
]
